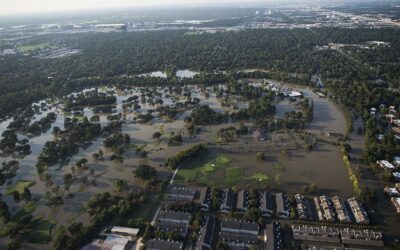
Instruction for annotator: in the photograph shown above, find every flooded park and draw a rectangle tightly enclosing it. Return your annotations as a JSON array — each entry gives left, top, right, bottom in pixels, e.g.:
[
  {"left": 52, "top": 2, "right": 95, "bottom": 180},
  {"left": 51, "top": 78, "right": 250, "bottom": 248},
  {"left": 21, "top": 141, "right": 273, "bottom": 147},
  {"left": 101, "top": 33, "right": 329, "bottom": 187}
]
[{"left": 0, "top": 72, "right": 354, "bottom": 243}]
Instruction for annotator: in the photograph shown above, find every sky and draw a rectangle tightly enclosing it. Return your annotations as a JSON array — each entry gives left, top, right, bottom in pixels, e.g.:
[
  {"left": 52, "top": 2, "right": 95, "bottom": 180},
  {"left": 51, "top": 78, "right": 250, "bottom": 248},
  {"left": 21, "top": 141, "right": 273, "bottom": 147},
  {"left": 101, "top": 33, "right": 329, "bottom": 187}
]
[{"left": 0, "top": 0, "right": 252, "bottom": 16}]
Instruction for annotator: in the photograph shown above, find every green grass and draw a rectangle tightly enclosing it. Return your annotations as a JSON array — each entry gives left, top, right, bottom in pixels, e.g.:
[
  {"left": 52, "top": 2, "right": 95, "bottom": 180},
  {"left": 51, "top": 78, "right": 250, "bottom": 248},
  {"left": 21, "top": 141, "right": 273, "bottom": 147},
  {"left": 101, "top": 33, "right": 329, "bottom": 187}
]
[
  {"left": 176, "top": 155, "right": 231, "bottom": 185},
  {"left": 0, "top": 222, "right": 16, "bottom": 236},
  {"left": 7, "top": 180, "right": 36, "bottom": 195},
  {"left": 17, "top": 43, "right": 48, "bottom": 53},
  {"left": 272, "top": 163, "right": 285, "bottom": 171},
  {"left": 176, "top": 154, "right": 275, "bottom": 188},
  {"left": 246, "top": 172, "right": 271, "bottom": 182},
  {"left": 224, "top": 167, "right": 242, "bottom": 186}
]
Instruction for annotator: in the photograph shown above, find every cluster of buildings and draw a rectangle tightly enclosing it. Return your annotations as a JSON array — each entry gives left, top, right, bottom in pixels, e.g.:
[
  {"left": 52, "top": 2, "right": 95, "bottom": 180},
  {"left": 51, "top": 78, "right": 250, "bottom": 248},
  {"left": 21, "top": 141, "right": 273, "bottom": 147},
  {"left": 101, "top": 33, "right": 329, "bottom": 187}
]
[
  {"left": 384, "top": 183, "right": 400, "bottom": 213},
  {"left": 265, "top": 82, "right": 303, "bottom": 98},
  {"left": 219, "top": 189, "right": 290, "bottom": 219},
  {"left": 372, "top": 104, "right": 400, "bottom": 215},
  {"left": 166, "top": 186, "right": 291, "bottom": 219},
  {"left": 377, "top": 160, "right": 400, "bottom": 181},
  {"left": 151, "top": 210, "right": 264, "bottom": 249},
  {"left": 292, "top": 225, "right": 383, "bottom": 247},
  {"left": 314, "top": 196, "right": 369, "bottom": 224}
]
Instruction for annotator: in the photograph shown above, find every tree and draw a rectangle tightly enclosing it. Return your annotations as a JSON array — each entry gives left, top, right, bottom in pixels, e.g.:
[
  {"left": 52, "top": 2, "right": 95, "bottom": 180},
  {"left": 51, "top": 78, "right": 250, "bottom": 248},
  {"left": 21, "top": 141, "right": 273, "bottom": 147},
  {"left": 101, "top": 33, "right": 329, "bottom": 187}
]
[
  {"left": 256, "top": 152, "right": 266, "bottom": 161},
  {"left": 216, "top": 241, "right": 230, "bottom": 250},
  {"left": 113, "top": 179, "right": 128, "bottom": 193},
  {"left": 134, "top": 165, "right": 157, "bottom": 180},
  {"left": 23, "top": 187, "right": 32, "bottom": 200},
  {"left": 152, "top": 132, "right": 162, "bottom": 139}
]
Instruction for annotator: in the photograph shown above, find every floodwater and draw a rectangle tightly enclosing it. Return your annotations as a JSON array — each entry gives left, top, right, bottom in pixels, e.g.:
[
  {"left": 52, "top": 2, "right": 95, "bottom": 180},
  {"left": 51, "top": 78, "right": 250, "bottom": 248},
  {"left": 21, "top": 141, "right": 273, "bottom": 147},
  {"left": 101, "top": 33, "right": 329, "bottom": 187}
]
[
  {"left": 270, "top": 79, "right": 347, "bottom": 135},
  {"left": 0, "top": 78, "right": 352, "bottom": 247}
]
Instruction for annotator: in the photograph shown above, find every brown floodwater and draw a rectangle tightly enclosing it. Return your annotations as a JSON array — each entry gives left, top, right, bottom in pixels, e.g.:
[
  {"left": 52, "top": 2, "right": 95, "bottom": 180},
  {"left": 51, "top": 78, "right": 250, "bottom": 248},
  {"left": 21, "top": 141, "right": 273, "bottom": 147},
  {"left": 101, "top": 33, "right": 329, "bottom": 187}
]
[{"left": 0, "top": 79, "right": 353, "bottom": 248}]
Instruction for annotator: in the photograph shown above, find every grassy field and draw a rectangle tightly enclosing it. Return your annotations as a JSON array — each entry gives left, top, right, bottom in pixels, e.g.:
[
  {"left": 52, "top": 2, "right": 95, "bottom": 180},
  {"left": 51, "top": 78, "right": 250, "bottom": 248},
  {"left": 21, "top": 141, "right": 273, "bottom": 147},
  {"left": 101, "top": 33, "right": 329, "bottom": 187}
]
[
  {"left": 7, "top": 180, "right": 36, "bottom": 195},
  {"left": 176, "top": 154, "right": 272, "bottom": 188},
  {"left": 17, "top": 43, "right": 49, "bottom": 53}
]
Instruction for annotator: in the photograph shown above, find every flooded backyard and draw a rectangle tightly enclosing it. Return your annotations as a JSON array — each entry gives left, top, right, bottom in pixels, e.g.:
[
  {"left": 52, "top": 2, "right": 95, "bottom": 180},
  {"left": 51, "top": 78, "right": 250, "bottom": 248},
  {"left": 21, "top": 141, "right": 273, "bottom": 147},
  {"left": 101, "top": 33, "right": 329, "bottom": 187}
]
[{"left": 0, "top": 76, "right": 354, "bottom": 247}]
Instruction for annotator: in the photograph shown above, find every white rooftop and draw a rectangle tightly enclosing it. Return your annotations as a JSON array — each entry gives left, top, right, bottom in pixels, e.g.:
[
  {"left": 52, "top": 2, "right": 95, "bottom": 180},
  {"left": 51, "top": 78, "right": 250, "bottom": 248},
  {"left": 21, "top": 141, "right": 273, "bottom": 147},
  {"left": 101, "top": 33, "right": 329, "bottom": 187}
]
[
  {"left": 111, "top": 226, "right": 139, "bottom": 236},
  {"left": 103, "top": 235, "right": 129, "bottom": 250},
  {"left": 377, "top": 160, "right": 395, "bottom": 169}
]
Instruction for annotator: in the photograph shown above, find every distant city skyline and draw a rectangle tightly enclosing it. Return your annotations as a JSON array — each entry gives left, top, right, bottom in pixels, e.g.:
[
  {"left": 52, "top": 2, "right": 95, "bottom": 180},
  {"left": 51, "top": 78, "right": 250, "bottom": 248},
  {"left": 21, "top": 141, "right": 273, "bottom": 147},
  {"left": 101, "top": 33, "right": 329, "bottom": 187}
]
[
  {"left": 1, "top": 0, "right": 389, "bottom": 17},
  {"left": 1, "top": 0, "right": 242, "bottom": 16}
]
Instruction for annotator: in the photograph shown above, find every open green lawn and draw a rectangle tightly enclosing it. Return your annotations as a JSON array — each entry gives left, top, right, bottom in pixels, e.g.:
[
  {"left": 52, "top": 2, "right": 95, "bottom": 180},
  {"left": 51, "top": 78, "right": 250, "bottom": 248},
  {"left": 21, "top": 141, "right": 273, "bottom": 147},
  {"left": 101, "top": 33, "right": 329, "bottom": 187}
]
[
  {"left": 17, "top": 43, "right": 48, "bottom": 53},
  {"left": 245, "top": 172, "right": 271, "bottom": 182},
  {"left": 7, "top": 180, "right": 36, "bottom": 195},
  {"left": 272, "top": 163, "right": 285, "bottom": 171},
  {"left": 176, "top": 154, "right": 272, "bottom": 188},
  {"left": 224, "top": 167, "right": 242, "bottom": 186}
]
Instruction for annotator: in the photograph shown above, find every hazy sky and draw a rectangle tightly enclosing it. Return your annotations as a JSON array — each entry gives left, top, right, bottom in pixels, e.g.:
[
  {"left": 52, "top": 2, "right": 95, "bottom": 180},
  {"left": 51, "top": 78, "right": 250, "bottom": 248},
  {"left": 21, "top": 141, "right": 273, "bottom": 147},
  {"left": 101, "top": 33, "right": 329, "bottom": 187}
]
[{"left": 0, "top": 0, "right": 249, "bottom": 16}]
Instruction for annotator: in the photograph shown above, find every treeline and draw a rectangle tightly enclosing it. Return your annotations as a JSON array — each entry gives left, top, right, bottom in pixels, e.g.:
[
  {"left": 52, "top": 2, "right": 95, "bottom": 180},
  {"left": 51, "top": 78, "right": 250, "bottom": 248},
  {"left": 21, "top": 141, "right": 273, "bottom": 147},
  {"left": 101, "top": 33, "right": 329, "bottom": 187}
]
[
  {"left": 53, "top": 192, "right": 148, "bottom": 250},
  {"left": 165, "top": 143, "right": 208, "bottom": 169},
  {"left": 1, "top": 27, "right": 400, "bottom": 118}
]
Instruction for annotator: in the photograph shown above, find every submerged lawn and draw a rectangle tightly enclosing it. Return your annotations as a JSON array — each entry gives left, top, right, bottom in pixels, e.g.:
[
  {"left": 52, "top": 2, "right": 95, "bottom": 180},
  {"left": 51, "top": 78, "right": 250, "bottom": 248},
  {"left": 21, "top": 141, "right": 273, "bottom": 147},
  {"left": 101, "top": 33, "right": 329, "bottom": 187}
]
[
  {"left": 175, "top": 154, "right": 272, "bottom": 188},
  {"left": 7, "top": 180, "right": 36, "bottom": 195}
]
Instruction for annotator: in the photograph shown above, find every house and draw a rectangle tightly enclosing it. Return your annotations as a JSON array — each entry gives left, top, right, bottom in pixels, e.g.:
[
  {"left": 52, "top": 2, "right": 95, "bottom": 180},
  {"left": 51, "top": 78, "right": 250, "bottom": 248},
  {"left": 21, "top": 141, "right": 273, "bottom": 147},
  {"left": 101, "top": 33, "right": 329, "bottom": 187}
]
[
  {"left": 155, "top": 211, "right": 191, "bottom": 237},
  {"left": 376, "top": 160, "right": 396, "bottom": 170},
  {"left": 276, "top": 192, "right": 290, "bottom": 218},
  {"left": 157, "top": 211, "right": 191, "bottom": 224},
  {"left": 197, "top": 187, "right": 211, "bottom": 211},
  {"left": 393, "top": 172, "right": 400, "bottom": 181},
  {"left": 295, "top": 194, "right": 310, "bottom": 220},
  {"left": 348, "top": 198, "right": 369, "bottom": 224},
  {"left": 196, "top": 216, "right": 215, "bottom": 250},
  {"left": 389, "top": 106, "right": 399, "bottom": 118},
  {"left": 384, "top": 186, "right": 400, "bottom": 197},
  {"left": 219, "top": 219, "right": 259, "bottom": 249},
  {"left": 109, "top": 226, "right": 139, "bottom": 240},
  {"left": 393, "top": 157, "right": 400, "bottom": 167},
  {"left": 260, "top": 191, "right": 274, "bottom": 217},
  {"left": 82, "top": 235, "right": 131, "bottom": 250},
  {"left": 220, "top": 219, "right": 259, "bottom": 235},
  {"left": 318, "top": 196, "right": 335, "bottom": 222},
  {"left": 218, "top": 232, "right": 259, "bottom": 249},
  {"left": 236, "top": 190, "right": 249, "bottom": 212},
  {"left": 332, "top": 196, "right": 351, "bottom": 223},
  {"left": 103, "top": 235, "right": 129, "bottom": 250},
  {"left": 313, "top": 197, "right": 324, "bottom": 221},
  {"left": 391, "top": 127, "right": 400, "bottom": 136},
  {"left": 146, "top": 239, "right": 183, "bottom": 250},
  {"left": 166, "top": 186, "right": 196, "bottom": 202},
  {"left": 391, "top": 197, "right": 400, "bottom": 213},
  {"left": 292, "top": 225, "right": 340, "bottom": 243},
  {"left": 220, "top": 188, "right": 235, "bottom": 213},
  {"left": 252, "top": 129, "right": 267, "bottom": 141},
  {"left": 340, "top": 228, "right": 384, "bottom": 247},
  {"left": 155, "top": 221, "right": 188, "bottom": 236}
]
